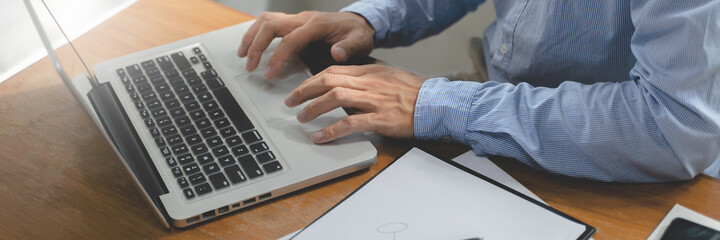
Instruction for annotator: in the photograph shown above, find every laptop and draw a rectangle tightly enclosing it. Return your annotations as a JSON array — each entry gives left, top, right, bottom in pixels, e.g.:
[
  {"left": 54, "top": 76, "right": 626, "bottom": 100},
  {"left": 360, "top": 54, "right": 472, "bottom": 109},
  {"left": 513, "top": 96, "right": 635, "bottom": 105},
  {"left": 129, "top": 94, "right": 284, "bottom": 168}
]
[{"left": 24, "top": 0, "right": 377, "bottom": 228}]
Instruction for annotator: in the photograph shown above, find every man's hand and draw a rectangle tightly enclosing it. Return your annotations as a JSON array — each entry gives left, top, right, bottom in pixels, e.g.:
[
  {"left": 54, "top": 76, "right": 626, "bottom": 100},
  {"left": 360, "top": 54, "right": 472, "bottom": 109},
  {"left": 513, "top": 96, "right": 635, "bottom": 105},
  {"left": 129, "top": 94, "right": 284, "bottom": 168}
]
[
  {"left": 285, "top": 65, "right": 426, "bottom": 143},
  {"left": 238, "top": 11, "right": 375, "bottom": 79}
]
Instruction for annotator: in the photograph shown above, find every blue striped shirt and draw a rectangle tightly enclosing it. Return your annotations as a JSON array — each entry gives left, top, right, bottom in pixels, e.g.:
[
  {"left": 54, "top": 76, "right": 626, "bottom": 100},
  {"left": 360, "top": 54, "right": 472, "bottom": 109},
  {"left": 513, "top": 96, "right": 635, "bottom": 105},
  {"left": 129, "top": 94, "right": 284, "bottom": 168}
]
[{"left": 342, "top": 0, "right": 720, "bottom": 182}]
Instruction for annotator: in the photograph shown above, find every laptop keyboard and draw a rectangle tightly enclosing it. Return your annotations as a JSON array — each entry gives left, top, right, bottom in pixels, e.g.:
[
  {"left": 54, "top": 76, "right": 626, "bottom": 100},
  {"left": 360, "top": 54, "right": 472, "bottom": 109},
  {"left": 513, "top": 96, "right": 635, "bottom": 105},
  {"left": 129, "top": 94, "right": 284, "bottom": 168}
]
[{"left": 115, "top": 45, "right": 283, "bottom": 200}]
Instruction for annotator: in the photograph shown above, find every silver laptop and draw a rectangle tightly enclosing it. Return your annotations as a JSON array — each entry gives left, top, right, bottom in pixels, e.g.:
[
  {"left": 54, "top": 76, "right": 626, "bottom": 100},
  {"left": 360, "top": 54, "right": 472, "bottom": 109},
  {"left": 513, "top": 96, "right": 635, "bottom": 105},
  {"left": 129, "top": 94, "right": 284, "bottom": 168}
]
[{"left": 24, "top": 0, "right": 376, "bottom": 228}]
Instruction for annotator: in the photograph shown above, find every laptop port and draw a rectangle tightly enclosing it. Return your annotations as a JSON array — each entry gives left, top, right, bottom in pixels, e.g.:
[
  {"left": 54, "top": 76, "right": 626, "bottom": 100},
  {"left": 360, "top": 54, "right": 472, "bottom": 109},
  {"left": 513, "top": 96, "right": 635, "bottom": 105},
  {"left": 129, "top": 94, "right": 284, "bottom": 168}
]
[
  {"left": 202, "top": 210, "right": 216, "bottom": 219},
  {"left": 243, "top": 197, "right": 256, "bottom": 205},
  {"left": 232, "top": 203, "right": 240, "bottom": 209},
  {"left": 258, "top": 192, "right": 272, "bottom": 200},
  {"left": 187, "top": 216, "right": 200, "bottom": 224},
  {"left": 218, "top": 206, "right": 229, "bottom": 214}
]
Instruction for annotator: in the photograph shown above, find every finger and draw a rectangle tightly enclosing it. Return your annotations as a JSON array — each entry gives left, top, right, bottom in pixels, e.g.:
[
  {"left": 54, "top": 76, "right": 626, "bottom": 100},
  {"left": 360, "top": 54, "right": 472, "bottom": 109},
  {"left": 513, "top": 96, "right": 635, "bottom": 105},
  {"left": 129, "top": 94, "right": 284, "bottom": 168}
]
[
  {"left": 297, "top": 87, "right": 380, "bottom": 123},
  {"left": 238, "top": 12, "right": 284, "bottom": 58},
  {"left": 330, "top": 31, "right": 371, "bottom": 62},
  {"left": 245, "top": 19, "right": 301, "bottom": 71},
  {"left": 311, "top": 113, "right": 379, "bottom": 143},
  {"left": 298, "top": 65, "right": 378, "bottom": 87},
  {"left": 286, "top": 74, "right": 371, "bottom": 107},
  {"left": 264, "top": 24, "right": 326, "bottom": 79}
]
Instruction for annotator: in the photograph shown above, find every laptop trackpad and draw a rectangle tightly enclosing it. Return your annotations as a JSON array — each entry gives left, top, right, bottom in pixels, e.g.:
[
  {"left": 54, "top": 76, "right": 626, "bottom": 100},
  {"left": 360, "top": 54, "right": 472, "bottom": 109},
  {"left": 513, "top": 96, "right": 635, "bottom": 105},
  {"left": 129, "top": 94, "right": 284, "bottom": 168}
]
[{"left": 234, "top": 61, "right": 311, "bottom": 123}]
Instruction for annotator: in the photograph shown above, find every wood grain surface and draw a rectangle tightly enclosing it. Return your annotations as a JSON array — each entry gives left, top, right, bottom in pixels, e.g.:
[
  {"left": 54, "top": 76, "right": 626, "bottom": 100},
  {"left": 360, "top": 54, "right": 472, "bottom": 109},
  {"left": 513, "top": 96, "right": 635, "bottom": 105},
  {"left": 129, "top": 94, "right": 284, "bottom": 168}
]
[{"left": 1, "top": 0, "right": 718, "bottom": 239}]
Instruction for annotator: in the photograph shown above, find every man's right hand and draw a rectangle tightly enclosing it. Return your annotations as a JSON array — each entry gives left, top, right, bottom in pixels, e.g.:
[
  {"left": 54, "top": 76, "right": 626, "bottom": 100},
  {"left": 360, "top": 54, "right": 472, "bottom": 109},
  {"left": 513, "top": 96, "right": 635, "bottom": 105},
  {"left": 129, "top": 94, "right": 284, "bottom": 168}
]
[{"left": 237, "top": 11, "right": 375, "bottom": 79}]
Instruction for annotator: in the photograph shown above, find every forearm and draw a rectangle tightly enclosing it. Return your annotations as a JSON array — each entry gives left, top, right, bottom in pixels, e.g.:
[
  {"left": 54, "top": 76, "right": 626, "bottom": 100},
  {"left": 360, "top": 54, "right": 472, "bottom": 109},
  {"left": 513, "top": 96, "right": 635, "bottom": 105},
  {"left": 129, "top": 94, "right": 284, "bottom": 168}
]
[
  {"left": 415, "top": 78, "right": 719, "bottom": 182},
  {"left": 341, "top": 0, "right": 484, "bottom": 47}
]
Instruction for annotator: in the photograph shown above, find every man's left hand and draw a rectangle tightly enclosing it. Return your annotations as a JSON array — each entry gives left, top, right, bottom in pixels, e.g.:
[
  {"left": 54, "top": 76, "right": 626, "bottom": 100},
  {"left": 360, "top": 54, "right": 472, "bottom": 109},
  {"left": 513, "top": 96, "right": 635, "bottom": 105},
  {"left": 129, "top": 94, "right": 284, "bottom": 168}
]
[{"left": 284, "top": 64, "right": 426, "bottom": 143}]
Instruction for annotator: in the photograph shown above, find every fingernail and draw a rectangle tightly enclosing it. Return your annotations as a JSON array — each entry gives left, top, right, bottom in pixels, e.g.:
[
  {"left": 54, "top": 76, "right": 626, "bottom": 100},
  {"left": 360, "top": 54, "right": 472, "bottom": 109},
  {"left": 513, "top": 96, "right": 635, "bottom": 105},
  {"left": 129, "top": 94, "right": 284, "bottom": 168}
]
[
  {"left": 264, "top": 65, "right": 274, "bottom": 79},
  {"left": 245, "top": 57, "right": 257, "bottom": 71},
  {"left": 334, "top": 47, "right": 347, "bottom": 61},
  {"left": 311, "top": 131, "right": 324, "bottom": 142},
  {"left": 284, "top": 95, "right": 293, "bottom": 106},
  {"left": 296, "top": 110, "right": 306, "bottom": 122}
]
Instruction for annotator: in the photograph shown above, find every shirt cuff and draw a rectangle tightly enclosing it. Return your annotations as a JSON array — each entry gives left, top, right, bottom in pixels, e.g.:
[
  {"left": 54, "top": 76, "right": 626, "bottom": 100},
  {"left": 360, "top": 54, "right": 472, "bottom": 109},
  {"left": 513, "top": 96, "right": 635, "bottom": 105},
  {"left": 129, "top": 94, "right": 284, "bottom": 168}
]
[
  {"left": 340, "top": 1, "right": 391, "bottom": 48},
  {"left": 414, "top": 77, "right": 482, "bottom": 143}
]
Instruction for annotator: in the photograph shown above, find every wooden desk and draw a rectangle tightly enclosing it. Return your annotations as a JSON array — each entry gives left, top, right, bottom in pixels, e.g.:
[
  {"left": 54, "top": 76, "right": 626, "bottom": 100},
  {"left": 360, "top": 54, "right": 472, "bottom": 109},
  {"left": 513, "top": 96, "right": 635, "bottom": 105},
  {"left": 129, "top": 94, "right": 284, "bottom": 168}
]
[{"left": 1, "top": 0, "right": 718, "bottom": 239}]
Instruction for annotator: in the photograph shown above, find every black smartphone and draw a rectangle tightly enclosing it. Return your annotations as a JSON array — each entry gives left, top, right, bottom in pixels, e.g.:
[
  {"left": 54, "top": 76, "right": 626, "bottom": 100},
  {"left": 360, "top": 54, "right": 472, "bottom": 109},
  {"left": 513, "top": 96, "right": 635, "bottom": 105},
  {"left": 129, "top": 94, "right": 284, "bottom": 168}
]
[{"left": 660, "top": 218, "right": 720, "bottom": 240}]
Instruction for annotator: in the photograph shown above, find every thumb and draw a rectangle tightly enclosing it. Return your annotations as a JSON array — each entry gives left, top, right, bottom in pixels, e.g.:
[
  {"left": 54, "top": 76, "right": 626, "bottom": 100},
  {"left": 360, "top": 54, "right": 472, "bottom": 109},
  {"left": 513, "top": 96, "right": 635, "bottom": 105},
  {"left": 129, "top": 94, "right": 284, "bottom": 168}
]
[{"left": 331, "top": 39, "right": 360, "bottom": 63}]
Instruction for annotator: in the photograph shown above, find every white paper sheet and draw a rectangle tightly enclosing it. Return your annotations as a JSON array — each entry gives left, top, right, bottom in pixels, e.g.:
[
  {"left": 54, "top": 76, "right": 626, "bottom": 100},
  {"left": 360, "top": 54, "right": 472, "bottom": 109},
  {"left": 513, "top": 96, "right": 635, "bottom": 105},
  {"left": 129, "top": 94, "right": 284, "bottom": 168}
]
[{"left": 288, "top": 148, "right": 587, "bottom": 240}]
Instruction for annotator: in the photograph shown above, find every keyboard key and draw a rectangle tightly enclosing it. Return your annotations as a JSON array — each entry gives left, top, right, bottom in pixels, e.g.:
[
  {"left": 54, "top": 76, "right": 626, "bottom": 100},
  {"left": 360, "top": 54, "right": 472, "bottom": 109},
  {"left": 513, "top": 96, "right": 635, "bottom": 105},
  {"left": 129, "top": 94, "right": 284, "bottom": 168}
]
[
  {"left": 156, "top": 116, "right": 172, "bottom": 127},
  {"left": 220, "top": 127, "right": 236, "bottom": 138},
  {"left": 262, "top": 161, "right": 283, "bottom": 173},
  {"left": 208, "top": 172, "right": 230, "bottom": 190},
  {"left": 192, "top": 84, "right": 208, "bottom": 94},
  {"left": 152, "top": 108, "right": 167, "bottom": 118},
  {"left": 203, "top": 100, "right": 219, "bottom": 111},
  {"left": 183, "top": 188, "right": 195, "bottom": 199},
  {"left": 195, "top": 183, "right": 212, "bottom": 196},
  {"left": 242, "top": 130, "right": 263, "bottom": 143},
  {"left": 117, "top": 68, "right": 127, "bottom": 78},
  {"left": 238, "top": 155, "right": 263, "bottom": 179},
  {"left": 214, "top": 87, "right": 254, "bottom": 132},
  {"left": 165, "top": 99, "right": 181, "bottom": 111},
  {"left": 125, "top": 83, "right": 135, "bottom": 92},
  {"left": 164, "top": 69, "right": 179, "bottom": 79},
  {"left": 142, "top": 91, "right": 157, "bottom": 101},
  {"left": 167, "top": 135, "right": 182, "bottom": 146},
  {"left": 156, "top": 83, "right": 171, "bottom": 94},
  {"left": 195, "top": 118, "right": 212, "bottom": 130},
  {"left": 208, "top": 109, "right": 224, "bottom": 120},
  {"left": 186, "top": 134, "right": 202, "bottom": 146},
  {"left": 214, "top": 118, "right": 230, "bottom": 129},
  {"left": 198, "top": 54, "right": 207, "bottom": 62},
  {"left": 190, "top": 56, "right": 199, "bottom": 64},
  {"left": 133, "top": 76, "right": 148, "bottom": 85},
  {"left": 206, "top": 136, "right": 223, "bottom": 148},
  {"left": 178, "top": 154, "right": 194, "bottom": 165},
  {"left": 154, "top": 137, "right": 165, "bottom": 147},
  {"left": 187, "top": 76, "right": 202, "bottom": 86},
  {"left": 172, "top": 144, "right": 189, "bottom": 155},
  {"left": 191, "top": 143, "right": 208, "bottom": 155},
  {"left": 203, "top": 163, "right": 221, "bottom": 175},
  {"left": 193, "top": 47, "right": 201, "bottom": 54},
  {"left": 137, "top": 83, "right": 153, "bottom": 94},
  {"left": 207, "top": 77, "right": 225, "bottom": 90},
  {"left": 250, "top": 142, "right": 269, "bottom": 154},
  {"left": 179, "top": 92, "right": 195, "bottom": 103},
  {"left": 144, "top": 118, "right": 154, "bottom": 128},
  {"left": 180, "top": 125, "right": 197, "bottom": 137},
  {"left": 201, "top": 69, "right": 217, "bottom": 80},
  {"left": 231, "top": 145, "right": 248, "bottom": 156},
  {"left": 256, "top": 151, "right": 276, "bottom": 164},
  {"left": 129, "top": 90, "right": 140, "bottom": 101},
  {"left": 150, "top": 75, "right": 165, "bottom": 85},
  {"left": 139, "top": 109, "right": 150, "bottom": 119},
  {"left": 134, "top": 100, "right": 144, "bottom": 110},
  {"left": 160, "top": 91, "right": 175, "bottom": 101},
  {"left": 166, "top": 157, "right": 177, "bottom": 167},
  {"left": 171, "top": 52, "right": 191, "bottom": 70},
  {"left": 145, "top": 67, "right": 160, "bottom": 77},
  {"left": 200, "top": 128, "right": 217, "bottom": 138},
  {"left": 212, "top": 146, "right": 229, "bottom": 157},
  {"left": 203, "top": 62, "right": 213, "bottom": 70},
  {"left": 197, "top": 92, "right": 213, "bottom": 103},
  {"left": 160, "top": 147, "right": 171, "bottom": 156},
  {"left": 156, "top": 56, "right": 173, "bottom": 71},
  {"left": 183, "top": 163, "right": 200, "bottom": 175},
  {"left": 188, "top": 173, "right": 206, "bottom": 185},
  {"left": 190, "top": 110, "right": 206, "bottom": 120},
  {"left": 146, "top": 98, "right": 162, "bottom": 110},
  {"left": 126, "top": 64, "right": 143, "bottom": 78},
  {"left": 172, "top": 167, "right": 183, "bottom": 177},
  {"left": 197, "top": 153, "right": 214, "bottom": 165},
  {"left": 185, "top": 101, "right": 201, "bottom": 112},
  {"left": 177, "top": 177, "right": 189, "bottom": 188},
  {"left": 149, "top": 127, "right": 160, "bottom": 137},
  {"left": 161, "top": 125, "right": 177, "bottom": 136},
  {"left": 171, "top": 79, "right": 188, "bottom": 90},
  {"left": 218, "top": 155, "right": 235, "bottom": 167},
  {"left": 182, "top": 68, "right": 197, "bottom": 77},
  {"left": 224, "top": 165, "right": 247, "bottom": 184},
  {"left": 225, "top": 135, "right": 242, "bottom": 147}
]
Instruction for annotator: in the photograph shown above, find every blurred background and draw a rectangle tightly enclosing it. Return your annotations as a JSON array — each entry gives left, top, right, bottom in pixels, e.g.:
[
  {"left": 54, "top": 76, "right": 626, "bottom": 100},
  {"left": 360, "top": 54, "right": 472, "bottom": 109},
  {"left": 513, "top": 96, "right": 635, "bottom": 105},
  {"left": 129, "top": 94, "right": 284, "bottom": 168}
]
[{"left": 2, "top": 0, "right": 495, "bottom": 84}]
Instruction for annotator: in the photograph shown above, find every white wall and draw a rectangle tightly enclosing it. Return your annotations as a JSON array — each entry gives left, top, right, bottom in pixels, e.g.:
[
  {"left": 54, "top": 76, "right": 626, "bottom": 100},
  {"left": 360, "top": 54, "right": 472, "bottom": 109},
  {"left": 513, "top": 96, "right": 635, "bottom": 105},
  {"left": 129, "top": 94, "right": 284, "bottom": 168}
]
[
  {"left": 0, "top": 0, "right": 136, "bottom": 84},
  {"left": 215, "top": 0, "right": 497, "bottom": 76}
]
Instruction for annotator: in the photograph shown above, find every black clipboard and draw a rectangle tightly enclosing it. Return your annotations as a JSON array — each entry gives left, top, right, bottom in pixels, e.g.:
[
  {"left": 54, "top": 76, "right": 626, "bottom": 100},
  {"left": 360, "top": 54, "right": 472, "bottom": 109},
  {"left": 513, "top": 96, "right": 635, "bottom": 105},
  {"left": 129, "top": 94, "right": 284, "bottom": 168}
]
[{"left": 291, "top": 148, "right": 596, "bottom": 239}]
